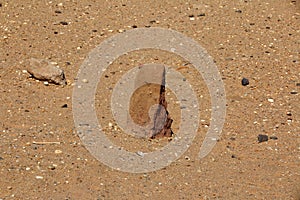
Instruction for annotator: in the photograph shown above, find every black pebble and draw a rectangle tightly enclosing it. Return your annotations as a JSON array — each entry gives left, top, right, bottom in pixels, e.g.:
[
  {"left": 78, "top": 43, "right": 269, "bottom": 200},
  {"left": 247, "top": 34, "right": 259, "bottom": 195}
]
[
  {"left": 241, "top": 78, "right": 249, "bottom": 86},
  {"left": 60, "top": 21, "right": 68, "bottom": 25},
  {"left": 296, "top": 83, "right": 300, "bottom": 86},
  {"left": 0, "top": 157, "right": 3, "bottom": 160},
  {"left": 291, "top": 91, "right": 298, "bottom": 94},
  {"left": 258, "top": 134, "right": 268, "bottom": 143},
  {"left": 61, "top": 104, "right": 68, "bottom": 108},
  {"left": 55, "top": 10, "right": 62, "bottom": 14},
  {"left": 132, "top": 25, "right": 137, "bottom": 28}
]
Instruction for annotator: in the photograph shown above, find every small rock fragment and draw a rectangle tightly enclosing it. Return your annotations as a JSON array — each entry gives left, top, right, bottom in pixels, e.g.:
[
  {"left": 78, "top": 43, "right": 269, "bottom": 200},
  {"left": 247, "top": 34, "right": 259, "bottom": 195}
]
[
  {"left": 136, "top": 151, "right": 145, "bottom": 157},
  {"left": 55, "top": 150, "right": 62, "bottom": 154},
  {"left": 241, "top": 78, "right": 249, "bottom": 86},
  {"left": 290, "top": 91, "right": 298, "bottom": 94},
  {"left": 258, "top": 134, "right": 268, "bottom": 143},
  {"left": 189, "top": 14, "right": 195, "bottom": 20},
  {"left": 35, "top": 176, "right": 43, "bottom": 179},
  {"left": 268, "top": 98, "right": 274, "bottom": 103},
  {"left": 60, "top": 21, "right": 68, "bottom": 25},
  {"left": 61, "top": 104, "right": 68, "bottom": 108},
  {"left": 82, "top": 79, "right": 88, "bottom": 83},
  {"left": 27, "top": 58, "right": 67, "bottom": 85},
  {"left": 269, "top": 136, "right": 278, "bottom": 140}
]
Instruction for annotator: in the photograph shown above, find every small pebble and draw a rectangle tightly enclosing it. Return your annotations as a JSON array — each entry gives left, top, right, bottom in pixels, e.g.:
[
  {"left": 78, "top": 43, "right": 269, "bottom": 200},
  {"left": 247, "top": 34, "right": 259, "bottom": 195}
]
[
  {"left": 241, "top": 78, "right": 249, "bottom": 86},
  {"left": 269, "top": 136, "right": 278, "bottom": 140},
  {"left": 61, "top": 104, "right": 68, "bottom": 108},
  {"left": 82, "top": 79, "right": 88, "bottom": 83},
  {"left": 136, "top": 151, "right": 145, "bottom": 157},
  {"left": 268, "top": 98, "right": 274, "bottom": 103},
  {"left": 258, "top": 134, "right": 268, "bottom": 143},
  {"left": 35, "top": 176, "right": 43, "bottom": 179},
  {"left": 290, "top": 91, "right": 298, "bottom": 94},
  {"left": 55, "top": 150, "right": 62, "bottom": 154},
  {"left": 189, "top": 16, "right": 195, "bottom": 20},
  {"left": 60, "top": 21, "right": 68, "bottom": 25}
]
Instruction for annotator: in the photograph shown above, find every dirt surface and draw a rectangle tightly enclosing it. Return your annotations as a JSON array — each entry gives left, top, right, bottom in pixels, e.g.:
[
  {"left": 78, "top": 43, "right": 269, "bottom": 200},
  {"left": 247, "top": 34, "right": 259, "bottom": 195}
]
[{"left": 1, "top": 0, "right": 300, "bottom": 199}]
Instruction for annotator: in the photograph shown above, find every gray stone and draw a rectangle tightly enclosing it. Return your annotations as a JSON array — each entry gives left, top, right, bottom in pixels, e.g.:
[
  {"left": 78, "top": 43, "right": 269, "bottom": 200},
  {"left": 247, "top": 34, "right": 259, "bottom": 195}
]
[{"left": 27, "top": 58, "right": 66, "bottom": 85}]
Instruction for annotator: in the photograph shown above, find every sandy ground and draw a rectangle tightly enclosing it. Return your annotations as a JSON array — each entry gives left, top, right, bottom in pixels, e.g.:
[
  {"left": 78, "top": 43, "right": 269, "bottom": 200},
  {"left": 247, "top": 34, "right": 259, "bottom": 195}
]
[{"left": 0, "top": 0, "right": 299, "bottom": 199}]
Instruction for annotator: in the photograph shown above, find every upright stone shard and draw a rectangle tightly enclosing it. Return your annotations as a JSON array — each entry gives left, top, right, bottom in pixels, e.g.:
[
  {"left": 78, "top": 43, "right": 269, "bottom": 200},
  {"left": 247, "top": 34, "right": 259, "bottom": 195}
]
[{"left": 133, "top": 64, "right": 173, "bottom": 139}]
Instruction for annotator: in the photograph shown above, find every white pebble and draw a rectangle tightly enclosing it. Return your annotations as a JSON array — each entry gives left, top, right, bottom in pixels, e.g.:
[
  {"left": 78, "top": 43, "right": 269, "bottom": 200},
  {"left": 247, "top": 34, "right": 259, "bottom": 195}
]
[
  {"left": 55, "top": 150, "right": 62, "bottom": 154},
  {"left": 82, "top": 79, "right": 88, "bottom": 83},
  {"left": 268, "top": 98, "right": 274, "bottom": 103},
  {"left": 136, "top": 151, "right": 145, "bottom": 157},
  {"left": 36, "top": 176, "right": 43, "bottom": 179}
]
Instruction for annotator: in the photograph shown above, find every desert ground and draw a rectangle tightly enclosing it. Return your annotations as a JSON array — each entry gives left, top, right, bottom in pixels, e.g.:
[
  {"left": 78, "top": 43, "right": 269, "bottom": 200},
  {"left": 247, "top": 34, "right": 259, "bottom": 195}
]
[{"left": 0, "top": 0, "right": 299, "bottom": 199}]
